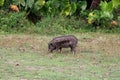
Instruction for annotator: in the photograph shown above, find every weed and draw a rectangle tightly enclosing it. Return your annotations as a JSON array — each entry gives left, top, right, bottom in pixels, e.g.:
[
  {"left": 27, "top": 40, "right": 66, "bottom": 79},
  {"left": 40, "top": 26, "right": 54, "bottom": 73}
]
[{"left": 0, "top": 11, "right": 33, "bottom": 33}]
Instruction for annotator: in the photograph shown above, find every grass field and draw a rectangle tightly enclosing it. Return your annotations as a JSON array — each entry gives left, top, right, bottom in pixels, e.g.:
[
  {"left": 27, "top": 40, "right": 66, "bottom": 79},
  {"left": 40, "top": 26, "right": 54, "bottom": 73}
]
[{"left": 0, "top": 33, "right": 120, "bottom": 80}]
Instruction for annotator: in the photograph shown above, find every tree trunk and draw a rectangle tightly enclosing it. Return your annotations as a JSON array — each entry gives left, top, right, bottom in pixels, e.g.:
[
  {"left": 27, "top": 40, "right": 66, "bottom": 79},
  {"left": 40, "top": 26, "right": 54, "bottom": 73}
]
[
  {"left": 90, "top": 0, "right": 100, "bottom": 9},
  {"left": 86, "top": 0, "right": 93, "bottom": 9},
  {"left": 86, "top": 0, "right": 111, "bottom": 10}
]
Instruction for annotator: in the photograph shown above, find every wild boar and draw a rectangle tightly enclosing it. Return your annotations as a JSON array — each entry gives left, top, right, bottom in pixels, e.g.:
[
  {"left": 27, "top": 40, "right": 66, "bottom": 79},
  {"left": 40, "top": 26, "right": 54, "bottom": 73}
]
[{"left": 48, "top": 35, "right": 78, "bottom": 54}]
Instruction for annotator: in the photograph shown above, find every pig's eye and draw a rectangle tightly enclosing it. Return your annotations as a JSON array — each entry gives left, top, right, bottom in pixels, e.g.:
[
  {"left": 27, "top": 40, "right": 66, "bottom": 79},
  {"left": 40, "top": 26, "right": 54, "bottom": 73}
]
[{"left": 50, "top": 43, "right": 53, "bottom": 46}]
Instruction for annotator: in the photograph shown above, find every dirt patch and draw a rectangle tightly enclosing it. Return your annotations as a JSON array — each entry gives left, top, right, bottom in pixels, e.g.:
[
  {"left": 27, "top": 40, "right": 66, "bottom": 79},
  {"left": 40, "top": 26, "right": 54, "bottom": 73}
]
[
  {"left": 78, "top": 35, "right": 120, "bottom": 55},
  {"left": 0, "top": 34, "right": 120, "bottom": 55},
  {"left": 0, "top": 35, "right": 49, "bottom": 53}
]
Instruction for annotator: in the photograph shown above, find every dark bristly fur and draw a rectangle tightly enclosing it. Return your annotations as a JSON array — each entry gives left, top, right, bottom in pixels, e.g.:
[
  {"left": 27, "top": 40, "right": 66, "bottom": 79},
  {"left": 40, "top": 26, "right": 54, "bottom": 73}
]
[{"left": 48, "top": 35, "right": 78, "bottom": 54}]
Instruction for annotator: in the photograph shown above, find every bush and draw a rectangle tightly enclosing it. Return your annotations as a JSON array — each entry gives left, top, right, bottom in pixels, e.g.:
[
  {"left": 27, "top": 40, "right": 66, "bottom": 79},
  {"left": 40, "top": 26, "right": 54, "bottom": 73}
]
[
  {"left": 35, "top": 16, "right": 67, "bottom": 35},
  {"left": 35, "top": 16, "right": 87, "bottom": 35},
  {"left": 0, "top": 10, "right": 32, "bottom": 33}
]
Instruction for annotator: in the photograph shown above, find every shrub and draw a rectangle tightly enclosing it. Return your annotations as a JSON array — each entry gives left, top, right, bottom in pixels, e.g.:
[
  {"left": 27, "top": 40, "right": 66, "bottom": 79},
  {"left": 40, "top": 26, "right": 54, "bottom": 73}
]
[
  {"left": 36, "top": 16, "right": 68, "bottom": 35},
  {"left": 35, "top": 15, "right": 88, "bottom": 35},
  {"left": 86, "top": 1, "right": 120, "bottom": 33},
  {"left": 0, "top": 11, "right": 32, "bottom": 33}
]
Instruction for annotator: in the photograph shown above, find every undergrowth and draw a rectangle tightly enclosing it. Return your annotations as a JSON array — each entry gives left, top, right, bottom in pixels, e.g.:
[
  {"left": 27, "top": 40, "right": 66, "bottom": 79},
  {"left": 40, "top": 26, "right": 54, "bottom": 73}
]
[{"left": 0, "top": 11, "right": 120, "bottom": 35}]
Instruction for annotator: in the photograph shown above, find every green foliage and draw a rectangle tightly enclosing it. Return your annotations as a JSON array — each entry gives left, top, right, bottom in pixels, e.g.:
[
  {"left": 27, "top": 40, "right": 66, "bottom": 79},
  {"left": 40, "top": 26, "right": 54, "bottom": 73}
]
[
  {"left": 112, "top": 0, "right": 120, "bottom": 8},
  {"left": 36, "top": 16, "right": 68, "bottom": 35},
  {"left": 39, "top": 0, "right": 78, "bottom": 16},
  {"left": 100, "top": 1, "right": 113, "bottom": 19},
  {"left": 26, "top": 0, "right": 34, "bottom": 8},
  {"left": 2, "top": 0, "right": 87, "bottom": 17},
  {"left": 30, "top": 0, "right": 45, "bottom": 17},
  {"left": 0, "top": 0, "right": 4, "bottom": 7},
  {"left": 0, "top": 0, "right": 120, "bottom": 34},
  {"left": 76, "top": 1, "right": 87, "bottom": 17},
  {"left": 35, "top": 16, "right": 87, "bottom": 35},
  {"left": 12, "top": 0, "right": 35, "bottom": 9},
  {"left": 5, "top": 0, "right": 45, "bottom": 16},
  {"left": 2, "top": 0, "right": 12, "bottom": 9},
  {"left": 87, "top": 1, "right": 114, "bottom": 28},
  {"left": 19, "top": 0, "right": 25, "bottom": 6},
  {"left": 40, "top": 0, "right": 59, "bottom": 16},
  {"left": 100, "top": 1, "right": 113, "bottom": 13},
  {"left": 86, "top": 0, "right": 120, "bottom": 33},
  {"left": 61, "top": 1, "right": 77, "bottom": 16},
  {"left": 0, "top": 11, "right": 31, "bottom": 33},
  {"left": 118, "top": 16, "right": 120, "bottom": 21}
]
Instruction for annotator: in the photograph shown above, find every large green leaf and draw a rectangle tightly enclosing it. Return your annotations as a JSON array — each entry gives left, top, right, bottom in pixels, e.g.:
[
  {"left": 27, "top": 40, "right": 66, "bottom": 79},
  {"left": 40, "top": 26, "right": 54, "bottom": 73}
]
[
  {"left": 77, "top": 1, "right": 87, "bottom": 11},
  {"left": 33, "top": 0, "right": 45, "bottom": 11},
  {"left": 12, "top": 0, "right": 20, "bottom": 5},
  {"left": 70, "top": 2, "right": 77, "bottom": 15},
  {"left": 107, "top": 1, "right": 113, "bottom": 13},
  {"left": 100, "top": 1, "right": 113, "bottom": 13},
  {"left": 112, "top": 0, "right": 120, "bottom": 8},
  {"left": 100, "top": 1, "right": 108, "bottom": 11},
  {"left": 42, "top": 0, "right": 60, "bottom": 16},
  {"left": 26, "top": 0, "right": 34, "bottom": 8},
  {"left": 99, "top": 1, "right": 114, "bottom": 20},
  {"left": 100, "top": 11, "right": 113, "bottom": 19},
  {"left": 60, "top": 0, "right": 69, "bottom": 9},
  {"left": 61, "top": 4, "right": 71, "bottom": 16},
  {"left": 0, "top": 0, "right": 4, "bottom": 6},
  {"left": 19, "top": 0, "right": 25, "bottom": 7},
  {"left": 61, "top": 1, "right": 77, "bottom": 16},
  {"left": 32, "top": 0, "right": 45, "bottom": 15}
]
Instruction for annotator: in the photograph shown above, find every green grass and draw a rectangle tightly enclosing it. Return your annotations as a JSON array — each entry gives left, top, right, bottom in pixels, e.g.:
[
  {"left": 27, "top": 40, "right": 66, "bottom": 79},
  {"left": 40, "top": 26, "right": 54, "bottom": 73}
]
[{"left": 0, "top": 33, "right": 120, "bottom": 80}]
